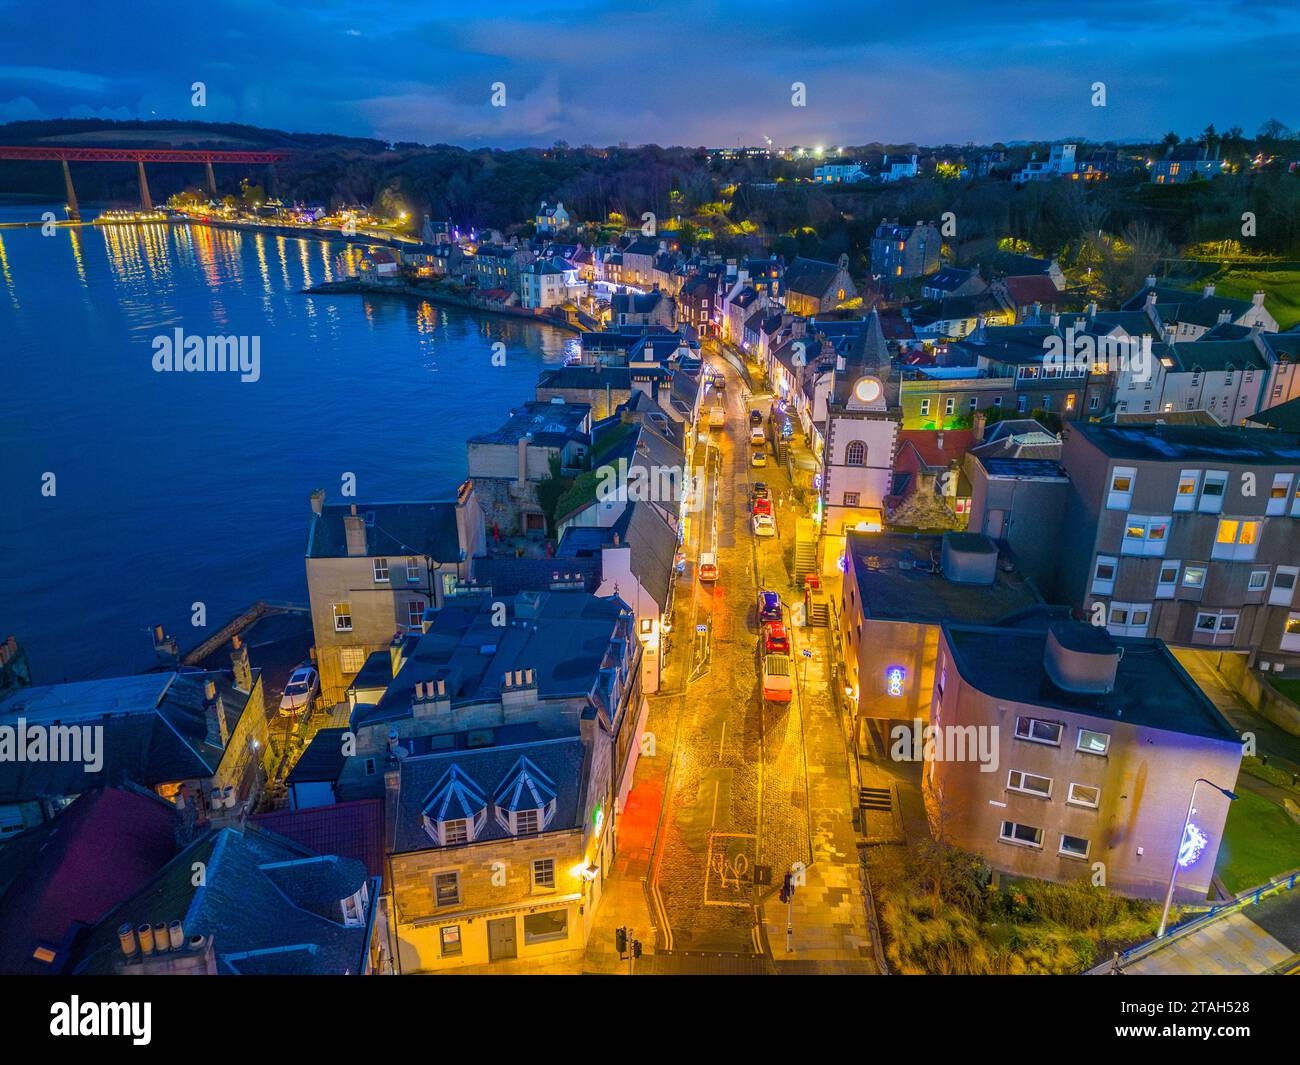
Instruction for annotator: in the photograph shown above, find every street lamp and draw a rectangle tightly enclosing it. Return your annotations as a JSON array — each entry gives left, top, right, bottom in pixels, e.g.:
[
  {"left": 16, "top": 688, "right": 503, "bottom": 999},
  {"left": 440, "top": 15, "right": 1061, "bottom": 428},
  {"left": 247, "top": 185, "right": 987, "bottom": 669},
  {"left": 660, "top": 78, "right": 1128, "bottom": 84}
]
[{"left": 1157, "top": 777, "right": 1237, "bottom": 938}]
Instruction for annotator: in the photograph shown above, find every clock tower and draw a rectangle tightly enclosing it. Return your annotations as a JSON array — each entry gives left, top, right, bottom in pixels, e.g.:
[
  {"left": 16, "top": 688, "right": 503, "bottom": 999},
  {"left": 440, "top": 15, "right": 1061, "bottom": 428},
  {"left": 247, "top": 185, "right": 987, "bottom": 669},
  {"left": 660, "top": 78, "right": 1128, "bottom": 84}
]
[{"left": 819, "top": 311, "right": 900, "bottom": 568}]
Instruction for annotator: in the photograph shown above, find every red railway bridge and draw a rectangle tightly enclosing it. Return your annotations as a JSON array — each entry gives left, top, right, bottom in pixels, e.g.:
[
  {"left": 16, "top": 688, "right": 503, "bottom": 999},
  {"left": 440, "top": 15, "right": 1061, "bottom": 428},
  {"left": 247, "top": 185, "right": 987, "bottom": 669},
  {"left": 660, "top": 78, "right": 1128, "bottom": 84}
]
[{"left": 0, "top": 146, "right": 292, "bottom": 219}]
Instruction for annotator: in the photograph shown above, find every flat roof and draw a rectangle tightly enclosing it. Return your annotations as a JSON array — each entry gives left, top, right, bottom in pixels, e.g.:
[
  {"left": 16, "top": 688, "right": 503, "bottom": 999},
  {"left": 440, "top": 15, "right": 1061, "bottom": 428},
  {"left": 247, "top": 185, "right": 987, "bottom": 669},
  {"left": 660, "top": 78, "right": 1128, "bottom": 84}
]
[
  {"left": 1070, "top": 423, "right": 1300, "bottom": 464},
  {"left": 942, "top": 623, "right": 1241, "bottom": 743},
  {"left": 846, "top": 531, "right": 1041, "bottom": 626}
]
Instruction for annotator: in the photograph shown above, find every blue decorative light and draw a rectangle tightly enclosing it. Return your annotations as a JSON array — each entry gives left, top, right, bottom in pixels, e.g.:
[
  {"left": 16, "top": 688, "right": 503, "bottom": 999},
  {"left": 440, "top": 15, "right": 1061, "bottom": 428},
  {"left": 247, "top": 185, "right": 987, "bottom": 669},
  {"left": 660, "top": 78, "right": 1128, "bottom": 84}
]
[
  {"left": 1177, "top": 821, "right": 1208, "bottom": 868},
  {"left": 885, "top": 667, "right": 906, "bottom": 697}
]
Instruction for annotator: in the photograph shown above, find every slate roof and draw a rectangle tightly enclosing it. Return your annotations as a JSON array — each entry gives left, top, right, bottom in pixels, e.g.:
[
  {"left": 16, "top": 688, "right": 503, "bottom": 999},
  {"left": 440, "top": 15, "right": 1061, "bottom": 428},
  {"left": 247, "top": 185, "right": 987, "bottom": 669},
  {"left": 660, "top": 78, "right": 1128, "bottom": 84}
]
[
  {"left": 0, "top": 671, "right": 251, "bottom": 801},
  {"left": 286, "top": 727, "right": 349, "bottom": 785},
  {"left": 784, "top": 256, "right": 842, "bottom": 298},
  {"left": 1002, "top": 274, "right": 1062, "bottom": 306},
  {"left": 925, "top": 266, "right": 978, "bottom": 293},
  {"left": 250, "top": 799, "right": 385, "bottom": 879},
  {"left": 1248, "top": 395, "right": 1300, "bottom": 433},
  {"left": 610, "top": 499, "right": 678, "bottom": 611},
  {"left": 1168, "top": 339, "right": 1269, "bottom": 372},
  {"left": 391, "top": 735, "right": 587, "bottom": 854},
  {"left": 468, "top": 400, "right": 591, "bottom": 447},
  {"left": 306, "top": 500, "right": 462, "bottom": 561},
  {"left": 72, "top": 825, "right": 375, "bottom": 976},
  {"left": 0, "top": 785, "right": 180, "bottom": 975},
  {"left": 350, "top": 591, "right": 632, "bottom": 730}
]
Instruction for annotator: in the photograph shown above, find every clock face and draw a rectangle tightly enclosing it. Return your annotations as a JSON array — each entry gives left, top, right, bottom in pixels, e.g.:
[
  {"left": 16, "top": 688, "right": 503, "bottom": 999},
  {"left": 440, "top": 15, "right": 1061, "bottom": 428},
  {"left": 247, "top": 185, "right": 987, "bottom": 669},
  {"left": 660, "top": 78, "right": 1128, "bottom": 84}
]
[{"left": 854, "top": 376, "right": 883, "bottom": 404}]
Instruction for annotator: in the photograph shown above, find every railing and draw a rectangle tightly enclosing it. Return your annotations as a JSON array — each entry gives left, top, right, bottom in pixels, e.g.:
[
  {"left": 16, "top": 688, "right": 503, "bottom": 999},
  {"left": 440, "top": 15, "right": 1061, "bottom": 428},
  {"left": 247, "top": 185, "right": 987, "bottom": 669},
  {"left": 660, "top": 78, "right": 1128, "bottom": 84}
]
[{"left": 1092, "top": 867, "right": 1300, "bottom": 973}]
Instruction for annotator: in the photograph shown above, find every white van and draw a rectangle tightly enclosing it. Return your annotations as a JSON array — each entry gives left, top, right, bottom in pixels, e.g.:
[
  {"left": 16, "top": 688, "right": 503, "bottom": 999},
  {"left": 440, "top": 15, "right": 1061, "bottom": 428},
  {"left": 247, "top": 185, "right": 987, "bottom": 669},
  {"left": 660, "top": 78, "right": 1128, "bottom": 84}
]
[{"left": 761, "top": 653, "right": 793, "bottom": 702}]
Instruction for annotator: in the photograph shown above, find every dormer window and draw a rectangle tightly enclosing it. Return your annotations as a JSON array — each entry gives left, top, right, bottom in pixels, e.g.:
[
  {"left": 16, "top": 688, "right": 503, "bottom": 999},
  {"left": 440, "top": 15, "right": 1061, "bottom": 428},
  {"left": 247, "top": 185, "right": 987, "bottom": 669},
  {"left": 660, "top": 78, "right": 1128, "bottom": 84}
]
[
  {"left": 421, "top": 765, "right": 488, "bottom": 847},
  {"left": 494, "top": 756, "right": 558, "bottom": 836},
  {"left": 340, "top": 882, "right": 369, "bottom": 928}
]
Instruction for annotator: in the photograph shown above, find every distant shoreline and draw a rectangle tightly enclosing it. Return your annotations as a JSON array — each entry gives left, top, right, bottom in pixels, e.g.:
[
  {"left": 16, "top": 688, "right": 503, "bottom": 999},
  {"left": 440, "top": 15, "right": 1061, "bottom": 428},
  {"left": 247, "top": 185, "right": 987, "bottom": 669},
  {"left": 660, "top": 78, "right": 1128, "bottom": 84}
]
[{"left": 302, "top": 278, "right": 584, "bottom": 333}]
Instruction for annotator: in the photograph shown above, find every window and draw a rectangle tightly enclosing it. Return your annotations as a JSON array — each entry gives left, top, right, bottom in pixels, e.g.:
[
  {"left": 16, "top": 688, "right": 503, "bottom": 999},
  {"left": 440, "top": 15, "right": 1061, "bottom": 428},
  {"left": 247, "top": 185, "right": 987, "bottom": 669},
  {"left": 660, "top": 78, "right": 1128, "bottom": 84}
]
[
  {"left": 333, "top": 602, "right": 353, "bottom": 632},
  {"left": 1091, "top": 556, "right": 1117, "bottom": 596},
  {"left": 920, "top": 398, "right": 930, "bottom": 416},
  {"left": 1283, "top": 614, "right": 1300, "bottom": 653},
  {"left": 1248, "top": 569, "right": 1270, "bottom": 592},
  {"left": 1007, "top": 770, "right": 1053, "bottom": 798},
  {"left": 1174, "top": 470, "right": 1200, "bottom": 511},
  {"left": 1107, "top": 467, "right": 1135, "bottom": 510},
  {"left": 407, "top": 599, "right": 426, "bottom": 628},
  {"left": 532, "top": 858, "right": 556, "bottom": 890},
  {"left": 434, "top": 871, "right": 461, "bottom": 908},
  {"left": 1015, "top": 717, "right": 1062, "bottom": 746},
  {"left": 1156, "top": 561, "right": 1179, "bottom": 598},
  {"left": 1271, "top": 567, "right": 1298, "bottom": 607},
  {"left": 1121, "top": 516, "right": 1169, "bottom": 557},
  {"left": 844, "top": 441, "right": 866, "bottom": 466},
  {"left": 439, "top": 925, "right": 463, "bottom": 957},
  {"left": 1076, "top": 729, "right": 1110, "bottom": 756},
  {"left": 1268, "top": 474, "right": 1293, "bottom": 516},
  {"left": 407, "top": 557, "right": 421, "bottom": 582},
  {"left": 1107, "top": 603, "right": 1150, "bottom": 637},
  {"left": 1196, "top": 612, "right": 1239, "bottom": 639},
  {"left": 999, "top": 821, "right": 1044, "bottom": 848},
  {"left": 373, "top": 558, "right": 389, "bottom": 582},
  {"left": 1059, "top": 834, "right": 1090, "bottom": 859},
  {"left": 1212, "top": 518, "right": 1261, "bottom": 561},
  {"left": 1017, "top": 395, "right": 1028, "bottom": 413},
  {"left": 944, "top": 398, "right": 955, "bottom": 416},
  {"left": 843, "top": 492, "right": 860, "bottom": 506},
  {"left": 522, "top": 910, "right": 569, "bottom": 944},
  {"left": 1182, "top": 565, "right": 1207, "bottom": 589},
  {"left": 1088, "top": 395, "right": 1099, "bottom": 410},
  {"left": 515, "top": 809, "right": 541, "bottom": 835},
  {"left": 442, "top": 819, "right": 468, "bottom": 846},
  {"left": 1067, "top": 783, "right": 1101, "bottom": 808},
  {"left": 969, "top": 397, "right": 979, "bottom": 410},
  {"left": 1199, "top": 471, "right": 1227, "bottom": 513}
]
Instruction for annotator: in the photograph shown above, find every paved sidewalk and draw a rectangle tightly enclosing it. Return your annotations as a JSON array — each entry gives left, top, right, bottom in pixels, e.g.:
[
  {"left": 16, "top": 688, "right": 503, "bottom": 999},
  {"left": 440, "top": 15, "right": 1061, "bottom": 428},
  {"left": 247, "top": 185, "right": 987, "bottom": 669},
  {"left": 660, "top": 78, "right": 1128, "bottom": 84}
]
[{"left": 759, "top": 622, "right": 878, "bottom": 972}]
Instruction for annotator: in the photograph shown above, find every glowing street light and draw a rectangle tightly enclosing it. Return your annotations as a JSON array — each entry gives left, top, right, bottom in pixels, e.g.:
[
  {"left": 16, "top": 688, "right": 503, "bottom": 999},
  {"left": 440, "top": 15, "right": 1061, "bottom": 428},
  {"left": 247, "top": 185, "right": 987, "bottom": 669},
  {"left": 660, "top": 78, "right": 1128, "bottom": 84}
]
[{"left": 1157, "top": 777, "right": 1237, "bottom": 938}]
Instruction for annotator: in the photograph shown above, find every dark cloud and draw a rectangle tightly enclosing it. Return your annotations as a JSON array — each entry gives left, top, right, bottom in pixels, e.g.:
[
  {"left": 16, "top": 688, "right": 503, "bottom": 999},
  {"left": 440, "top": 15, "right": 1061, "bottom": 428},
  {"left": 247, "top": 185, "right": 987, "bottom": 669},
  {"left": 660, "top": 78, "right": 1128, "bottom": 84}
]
[{"left": 0, "top": 0, "right": 1293, "bottom": 145}]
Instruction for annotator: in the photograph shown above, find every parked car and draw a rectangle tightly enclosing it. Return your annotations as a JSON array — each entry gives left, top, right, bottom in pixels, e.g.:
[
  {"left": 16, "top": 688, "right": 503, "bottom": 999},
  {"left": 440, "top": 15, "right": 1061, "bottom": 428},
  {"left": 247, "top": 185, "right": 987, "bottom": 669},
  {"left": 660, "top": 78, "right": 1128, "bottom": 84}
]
[
  {"left": 708, "top": 406, "right": 726, "bottom": 429},
  {"left": 750, "top": 409, "right": 763, "bottom": 426},
  {"left": 763, "top": 621, "right": 790, "bottom": 655},
  {"left": 761, "top": 653, "right": 793, "bottom": 702},
  {"left": 698, "top": 552, "right": 719, "bottom": 582},
  {"left": 751, "top": 497, "right": 772, "bottom": 517},
  {"left": 751, "top": 449, "right": 767, "bottom": 467},
  {"left": 279, "top": 666, "right": 319, "bottom": 716},
  {"left": 757, "top": 590, "right": 783, "bottom": 623},
  {"left": 749, "top": 426, "right": 766, "bottom": 445},
  {"left": 752, "top": 512, "right": 775, "bottom": 537},
  {"left": 751, "top": 482, "right": 769, "bottom": 500}
]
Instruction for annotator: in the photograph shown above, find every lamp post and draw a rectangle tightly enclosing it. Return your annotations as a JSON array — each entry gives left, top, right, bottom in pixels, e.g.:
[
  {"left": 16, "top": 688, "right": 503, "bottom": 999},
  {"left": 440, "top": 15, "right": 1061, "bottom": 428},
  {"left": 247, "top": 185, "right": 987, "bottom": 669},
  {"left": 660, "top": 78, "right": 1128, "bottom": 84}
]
[{"left": 1157, "top": 777, "right": 1237, "bottom": 938}]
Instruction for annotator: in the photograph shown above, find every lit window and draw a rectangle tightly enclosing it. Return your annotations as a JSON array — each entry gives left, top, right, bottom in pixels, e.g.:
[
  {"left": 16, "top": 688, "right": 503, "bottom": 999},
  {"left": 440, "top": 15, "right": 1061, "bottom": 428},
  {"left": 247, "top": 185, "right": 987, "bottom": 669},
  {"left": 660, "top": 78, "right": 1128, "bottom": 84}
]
[
  {"left": 333, "top": 602, "right": 353, "bottom": 632},
  {"left": 1107, "top": 468, "right": 1135, "bottom": 510}
]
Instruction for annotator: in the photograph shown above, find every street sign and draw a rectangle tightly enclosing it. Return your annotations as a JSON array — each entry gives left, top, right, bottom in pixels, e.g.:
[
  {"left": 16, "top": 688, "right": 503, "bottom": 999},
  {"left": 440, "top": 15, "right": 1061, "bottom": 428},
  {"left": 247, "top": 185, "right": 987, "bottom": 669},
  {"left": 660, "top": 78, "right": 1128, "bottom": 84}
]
[
  {"left": 801, "top": 649, "right": 812, "bottom": 658},
  {"left": 696, "top": 623, "right": 707, "bottom": 634}
]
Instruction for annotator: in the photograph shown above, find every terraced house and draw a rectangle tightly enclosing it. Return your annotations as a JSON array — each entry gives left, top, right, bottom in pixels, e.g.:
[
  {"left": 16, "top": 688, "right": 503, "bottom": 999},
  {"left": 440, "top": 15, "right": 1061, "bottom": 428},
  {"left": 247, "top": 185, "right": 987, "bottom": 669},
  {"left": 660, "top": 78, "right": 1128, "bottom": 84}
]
[
  {"left": 305, "top": 485, "right": 487, "bottom": 705},
  {"left": 339, "top": 590, "right": 644, "bottom": 971}
]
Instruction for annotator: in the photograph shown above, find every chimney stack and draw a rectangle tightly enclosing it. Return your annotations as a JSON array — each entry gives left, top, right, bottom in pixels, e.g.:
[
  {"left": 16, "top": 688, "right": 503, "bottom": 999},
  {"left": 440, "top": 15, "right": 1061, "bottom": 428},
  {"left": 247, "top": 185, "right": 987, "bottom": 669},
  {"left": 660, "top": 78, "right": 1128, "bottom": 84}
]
[
  {"left": 343, "top": 504, "right": 367, "bottom": 557},
  {"left": 1203, "top": 282, "right": 1216, "bottom": 298},
  {"left": 230, "top": 635, "right": 253, "bottom": 691}
]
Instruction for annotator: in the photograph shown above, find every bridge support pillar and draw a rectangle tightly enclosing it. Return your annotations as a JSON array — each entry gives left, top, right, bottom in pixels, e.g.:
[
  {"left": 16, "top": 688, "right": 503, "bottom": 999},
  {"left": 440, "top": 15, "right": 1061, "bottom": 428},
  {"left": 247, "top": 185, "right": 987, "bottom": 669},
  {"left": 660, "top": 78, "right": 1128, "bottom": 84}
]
[
  {"left": 205, "top": 161, "right": 217, "bottom": 197},
  {"left": 137, "top": 160, "right": 153, "bottom": 211},
  {"left": 61, "top": 159, "right": 80, "bottom": 221}
]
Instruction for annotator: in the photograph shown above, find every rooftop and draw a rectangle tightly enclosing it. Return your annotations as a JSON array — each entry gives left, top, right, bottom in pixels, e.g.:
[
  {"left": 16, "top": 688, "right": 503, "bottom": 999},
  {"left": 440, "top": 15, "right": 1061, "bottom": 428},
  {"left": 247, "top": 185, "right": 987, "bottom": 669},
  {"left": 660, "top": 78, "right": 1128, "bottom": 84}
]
[
  {"left": 1068, "top": 422, "right": 1300, "bottom": 465},
  {"left": 942, "top": 622, "right": 1241, "bottom": 743},
  {"left": 846, "top": 530, "right": 1041, "bottom": 626},
  {"left": 306, "top": 499, "right": 462, "bottom": 561}
]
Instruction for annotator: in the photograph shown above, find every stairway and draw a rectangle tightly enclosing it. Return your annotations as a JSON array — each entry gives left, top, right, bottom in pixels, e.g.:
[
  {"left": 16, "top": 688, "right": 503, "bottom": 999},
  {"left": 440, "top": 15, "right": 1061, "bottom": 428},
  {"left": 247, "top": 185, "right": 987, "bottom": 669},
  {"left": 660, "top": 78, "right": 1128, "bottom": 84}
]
[
  {"left": 859, "top": 786, "right": 891, "bottom": 812},
  {"left": 805, "top": 588, "right": 829, "bottom": 627},
  {"left": 794, "top": 517, "right": 817, "bottom": 584}
]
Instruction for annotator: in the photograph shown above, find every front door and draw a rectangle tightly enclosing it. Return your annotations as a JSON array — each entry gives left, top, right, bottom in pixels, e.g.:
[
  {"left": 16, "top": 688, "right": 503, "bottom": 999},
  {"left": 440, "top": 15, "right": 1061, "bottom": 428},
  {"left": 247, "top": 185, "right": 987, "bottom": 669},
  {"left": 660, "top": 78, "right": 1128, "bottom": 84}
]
[{"left": 487, "top": 916, "right": 517, "bottom": 962}]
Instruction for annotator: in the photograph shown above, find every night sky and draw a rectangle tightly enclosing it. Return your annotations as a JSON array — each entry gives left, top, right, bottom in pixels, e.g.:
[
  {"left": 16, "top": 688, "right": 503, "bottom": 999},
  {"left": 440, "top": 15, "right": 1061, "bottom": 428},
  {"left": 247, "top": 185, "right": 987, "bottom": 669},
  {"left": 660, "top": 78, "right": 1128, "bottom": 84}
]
[{"left": 2, "top": 0, "right": 1297, "bottom": 147}]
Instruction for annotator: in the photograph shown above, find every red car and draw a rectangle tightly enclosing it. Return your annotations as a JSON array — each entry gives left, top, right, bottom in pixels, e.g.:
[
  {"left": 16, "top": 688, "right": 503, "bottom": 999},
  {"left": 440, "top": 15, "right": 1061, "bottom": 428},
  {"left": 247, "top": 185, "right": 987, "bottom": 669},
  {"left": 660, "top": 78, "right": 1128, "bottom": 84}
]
[
  {"left": 763, "top": 621, "right": 790, "bottom": 655},
  {"left": 751, "top": 497, "right": 772, "bottom": 517}
]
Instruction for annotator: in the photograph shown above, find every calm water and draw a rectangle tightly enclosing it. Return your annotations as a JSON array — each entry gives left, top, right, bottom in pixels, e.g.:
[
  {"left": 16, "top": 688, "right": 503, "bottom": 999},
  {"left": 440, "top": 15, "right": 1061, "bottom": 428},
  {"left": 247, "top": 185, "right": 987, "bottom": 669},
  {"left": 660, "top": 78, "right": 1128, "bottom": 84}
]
[{"left": 0, "top": 205, "right": 573, "bottom": 683}]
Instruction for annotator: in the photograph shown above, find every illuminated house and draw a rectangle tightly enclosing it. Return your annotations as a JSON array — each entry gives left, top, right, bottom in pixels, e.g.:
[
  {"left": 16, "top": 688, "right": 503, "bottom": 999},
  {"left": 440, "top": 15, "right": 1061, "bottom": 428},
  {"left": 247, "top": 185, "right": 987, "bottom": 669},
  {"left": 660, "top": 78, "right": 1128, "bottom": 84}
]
[{"left": 928, "top": 619, "right": 1241, "bottom": 900}]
